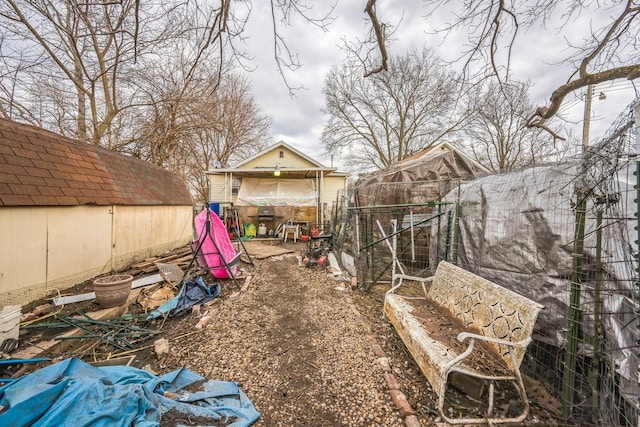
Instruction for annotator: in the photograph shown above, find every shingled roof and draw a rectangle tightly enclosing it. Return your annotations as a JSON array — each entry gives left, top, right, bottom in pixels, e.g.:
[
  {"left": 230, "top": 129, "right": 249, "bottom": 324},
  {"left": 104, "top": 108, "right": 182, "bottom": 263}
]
[{"left": 0, "top": 119, "right": 192, "bottom": 207}]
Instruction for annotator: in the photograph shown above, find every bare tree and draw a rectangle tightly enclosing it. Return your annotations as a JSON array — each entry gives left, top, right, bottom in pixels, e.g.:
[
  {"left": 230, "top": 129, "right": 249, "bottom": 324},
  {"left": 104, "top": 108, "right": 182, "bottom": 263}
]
[
  {"left": 322, "top": 47, "right": 466, "bottom": 171},
  {"left": 361, "top": 1, "right": 640, "bottom": 139},
  {"left": 0, "top": 0, "right": 334, "bottom": 149},
  {"left": 0, "top": 0, "right": 147, "bottom": 144},
  {"left": 129, "top": 67, "right": 271, "bottom": 204},
  {"left": 195, "top": 73, "right": 272, "bottom": 168},
  {"left": 0, "top": 0, "right": 250, "bottom": 146},
  {"left": 464, "top": 80, "right": 576, "bottom": 172},
  {"left": 184, "top": 72, "right": 271, "bottom": 204}
]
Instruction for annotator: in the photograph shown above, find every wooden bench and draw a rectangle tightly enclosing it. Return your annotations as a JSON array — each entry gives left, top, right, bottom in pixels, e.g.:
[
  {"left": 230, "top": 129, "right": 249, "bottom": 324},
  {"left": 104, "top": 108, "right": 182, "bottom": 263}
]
[{"left": 383, "top": 261, "right": 544, "bottom": 425}]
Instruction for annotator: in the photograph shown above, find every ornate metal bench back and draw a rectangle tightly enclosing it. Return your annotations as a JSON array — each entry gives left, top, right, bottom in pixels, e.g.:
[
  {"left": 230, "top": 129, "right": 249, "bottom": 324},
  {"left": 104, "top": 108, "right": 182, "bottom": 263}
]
[{"left": 427, "top": 261, "right": 544, "bottom": 369}]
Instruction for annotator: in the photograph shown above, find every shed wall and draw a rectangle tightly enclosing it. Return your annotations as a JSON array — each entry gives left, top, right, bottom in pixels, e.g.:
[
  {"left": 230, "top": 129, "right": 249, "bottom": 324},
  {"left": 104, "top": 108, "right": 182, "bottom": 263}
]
[{"left": 0, "top": 205, "right": 192, "bottom": 306}]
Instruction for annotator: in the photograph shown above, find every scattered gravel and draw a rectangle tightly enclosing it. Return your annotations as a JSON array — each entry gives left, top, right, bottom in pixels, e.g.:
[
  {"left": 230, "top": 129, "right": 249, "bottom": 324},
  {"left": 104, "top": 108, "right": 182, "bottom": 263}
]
[
  {"left": 158, "top": 248, "right": 413, "bottom": 426},
  {"left": 23, "top": 240, "right": 558, "bottom": 426}
]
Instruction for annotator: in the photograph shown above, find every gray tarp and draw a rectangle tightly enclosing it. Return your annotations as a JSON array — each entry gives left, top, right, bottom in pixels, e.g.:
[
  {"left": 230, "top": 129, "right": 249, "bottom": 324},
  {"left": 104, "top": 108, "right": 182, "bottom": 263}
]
[
  {"left": 354, "top": 150, "right": 486, "bottom": 206},
  {"left": 430, "top": 162, "right": 638, "bottom": 388}
]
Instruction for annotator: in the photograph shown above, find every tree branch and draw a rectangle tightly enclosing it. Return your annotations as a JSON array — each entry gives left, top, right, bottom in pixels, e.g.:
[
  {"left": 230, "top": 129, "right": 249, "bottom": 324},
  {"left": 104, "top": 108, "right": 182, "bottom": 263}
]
[{"left": 363, "top": 0, "right": 388, "bottom": 77}]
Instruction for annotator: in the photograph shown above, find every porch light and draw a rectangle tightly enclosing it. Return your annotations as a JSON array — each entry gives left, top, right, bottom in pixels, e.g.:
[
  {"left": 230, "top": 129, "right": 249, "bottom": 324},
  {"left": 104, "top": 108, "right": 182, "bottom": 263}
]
[{"left": 273, "top": 164, "right": 280, "bottom": 177}]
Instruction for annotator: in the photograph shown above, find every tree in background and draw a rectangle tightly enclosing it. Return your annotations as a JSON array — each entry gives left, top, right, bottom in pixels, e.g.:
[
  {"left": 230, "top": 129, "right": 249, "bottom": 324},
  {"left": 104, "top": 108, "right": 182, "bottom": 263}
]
[
  {"left": 128, "top": 68, "right": 271, "bottom": 204},
  {"left": 178, "top": 72, "right": 272, "bottom": 205},
  {"left": 464, "top": 80, "right": 577, "bottom": 172},
  {"left": 361, "top": 1, "right": 640, "bottom": 140},
  {"left": 0, "top": 0, "right": 146, "bottom": 145},
  {"left": 0, "top": 1, "right": 332, "bottom": 146},
  {"left": 0, "top": 1, "right": 260, "bottom": 145},
  {"left": 321, "top": 47, "right": 467, "bottom": 172}
]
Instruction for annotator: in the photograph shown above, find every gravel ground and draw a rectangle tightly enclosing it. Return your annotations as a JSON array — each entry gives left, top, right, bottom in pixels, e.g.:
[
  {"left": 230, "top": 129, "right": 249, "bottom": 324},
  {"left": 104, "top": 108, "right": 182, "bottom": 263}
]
[
  {"left": 157, "top": 244, "right": 414, "bottom": 426},
  {"left": 20, "top": 240, "right": 560, "bottom": 426}
]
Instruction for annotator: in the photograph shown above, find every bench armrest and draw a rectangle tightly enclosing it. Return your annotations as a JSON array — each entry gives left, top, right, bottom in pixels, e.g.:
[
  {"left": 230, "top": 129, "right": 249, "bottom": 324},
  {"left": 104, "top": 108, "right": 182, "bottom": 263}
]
[
  {"left": 457, "top": 332, "right": 532, "bottom": 349},
  {"left": 444, "top": 333, "right": 532, "bottom": 376},
  {"left": 386, "top": 274, "right": 432, "bottom": 298}
]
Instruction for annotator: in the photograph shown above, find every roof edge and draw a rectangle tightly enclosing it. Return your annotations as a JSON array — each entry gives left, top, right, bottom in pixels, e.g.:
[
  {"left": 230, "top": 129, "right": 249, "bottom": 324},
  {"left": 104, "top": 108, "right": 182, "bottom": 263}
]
[{"left": 230, "top": 141, "right": 328, "bottom": 169}]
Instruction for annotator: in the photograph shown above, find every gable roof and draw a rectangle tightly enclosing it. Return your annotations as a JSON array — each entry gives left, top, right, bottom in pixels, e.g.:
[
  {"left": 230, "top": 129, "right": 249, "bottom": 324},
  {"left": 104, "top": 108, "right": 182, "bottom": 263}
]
[
  {"left": 207, "top": 140, "right": 346, "bottom": 178},
  {"left": 231, "top": 140, "right": 328, "bottom": 170},
  {"left": 0, "top": 119, "right": 192, "bottom": 207}
]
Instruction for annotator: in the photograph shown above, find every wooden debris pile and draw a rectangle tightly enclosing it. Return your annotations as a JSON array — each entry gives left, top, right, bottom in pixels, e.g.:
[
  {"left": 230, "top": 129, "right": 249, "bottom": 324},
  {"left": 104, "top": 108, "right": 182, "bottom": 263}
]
[{"left": 127, "top": 247, "right": 193, "bottom": 275}]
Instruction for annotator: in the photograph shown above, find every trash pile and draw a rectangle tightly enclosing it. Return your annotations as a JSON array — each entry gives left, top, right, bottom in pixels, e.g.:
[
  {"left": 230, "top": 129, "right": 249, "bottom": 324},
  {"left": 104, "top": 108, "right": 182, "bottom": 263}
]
[{"left": 0, "top": 208, "right": 260, "bottom": 425}]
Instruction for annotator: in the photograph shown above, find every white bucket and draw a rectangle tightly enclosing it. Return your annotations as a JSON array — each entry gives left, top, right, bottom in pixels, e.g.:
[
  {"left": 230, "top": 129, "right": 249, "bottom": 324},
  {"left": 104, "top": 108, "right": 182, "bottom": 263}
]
[
  {"left": 258, "top": 223, "right": 267, "bottom": 235},
  {"left": 0, "top": 305, "right": 21, "bottom": 346}
]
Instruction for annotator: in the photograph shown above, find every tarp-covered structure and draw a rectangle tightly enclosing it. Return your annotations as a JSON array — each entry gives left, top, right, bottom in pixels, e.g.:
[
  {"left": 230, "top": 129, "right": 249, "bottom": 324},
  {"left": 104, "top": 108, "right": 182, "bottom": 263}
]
[
  {"left": 353, "top": 144, "right": 489, "bottom": 206},
  {"left": 430, "top": 113, "right": 639, "bottom": 414},
  {"left": 345, "top": 143, "right": 489, "bottom": 286}
]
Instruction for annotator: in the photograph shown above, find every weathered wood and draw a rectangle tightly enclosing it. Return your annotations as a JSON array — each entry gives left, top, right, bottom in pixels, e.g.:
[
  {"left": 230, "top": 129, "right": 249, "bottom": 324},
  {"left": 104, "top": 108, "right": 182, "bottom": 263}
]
[
  {"left": 254, "top": 249, "right": 295, "bottom": 260},
  {"left": 14, "top": 289, "right": 144, "bottom": 359},
  {"left": 132, "top": 248, "right": 192, "bottom": 269}
]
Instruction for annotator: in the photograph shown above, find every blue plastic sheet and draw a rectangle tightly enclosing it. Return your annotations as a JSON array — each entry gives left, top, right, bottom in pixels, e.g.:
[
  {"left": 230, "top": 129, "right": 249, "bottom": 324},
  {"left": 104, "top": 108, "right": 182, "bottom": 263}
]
[
  {"left": 0, "top": 358, "right": 259, "bottom": 427},
  {"left": 148, "top": 277, "right": 221, "bottom": 319}
]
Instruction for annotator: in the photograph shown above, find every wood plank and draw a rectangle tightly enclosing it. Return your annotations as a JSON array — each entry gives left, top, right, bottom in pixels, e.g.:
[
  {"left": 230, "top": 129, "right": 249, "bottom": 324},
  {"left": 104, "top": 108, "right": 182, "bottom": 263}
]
[
  {"left": 132, "top": 248, "right": 192, "bottom": 269},
  {"left": 254, "top": 248, "right": 295, "bottom": 260},
  {"left": 171, "top": 254, "right": 194, "bottom": 264}
]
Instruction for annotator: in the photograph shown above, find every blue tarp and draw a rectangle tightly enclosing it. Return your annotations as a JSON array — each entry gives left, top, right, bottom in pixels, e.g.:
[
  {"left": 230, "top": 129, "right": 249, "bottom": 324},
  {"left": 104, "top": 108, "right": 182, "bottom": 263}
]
[
  {"left": 148, "top": 277, "right": 221, "bottom": 319},
  {"left": 0, "top": 357, "right": 259, "bottom": 427}
]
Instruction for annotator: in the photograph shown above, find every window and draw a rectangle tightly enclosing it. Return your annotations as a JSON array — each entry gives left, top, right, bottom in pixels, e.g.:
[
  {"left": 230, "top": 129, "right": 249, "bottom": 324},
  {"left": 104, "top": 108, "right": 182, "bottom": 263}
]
[
  {"left": 232, "top": 177, "right": 242, "bottom": 195},
  {"left": 279, "top": 150, "right": 284, "bottom": 158}
]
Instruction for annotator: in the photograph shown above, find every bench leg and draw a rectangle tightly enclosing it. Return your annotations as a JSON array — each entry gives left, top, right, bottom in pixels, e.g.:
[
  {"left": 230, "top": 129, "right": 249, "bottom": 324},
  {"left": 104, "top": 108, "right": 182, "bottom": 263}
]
[
  {"left": 439, "top": 375, "right": 531, "bottom": 425},
  {"left": 487, "top": 381, "right": 494, "bottom": 417},
  {"left": 438, "top": 346, "right": 532, "bottom": 425}
]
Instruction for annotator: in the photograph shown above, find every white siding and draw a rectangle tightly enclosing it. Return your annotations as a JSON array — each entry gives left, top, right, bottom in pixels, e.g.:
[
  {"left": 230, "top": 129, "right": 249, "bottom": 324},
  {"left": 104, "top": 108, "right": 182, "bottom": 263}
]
[
  {"left": 322, "top": 176, "right": 346, "bottom": 206},
  {"left": 208, "top": 174, "right": 230, "bottom": 203},
  {"left": 242, "top": 147, "right": 317, "bottom": 169}
]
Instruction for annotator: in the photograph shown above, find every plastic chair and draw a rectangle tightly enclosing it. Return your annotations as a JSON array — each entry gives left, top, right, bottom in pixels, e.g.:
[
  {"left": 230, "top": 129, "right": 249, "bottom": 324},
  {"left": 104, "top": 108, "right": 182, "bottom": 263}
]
[{"left": 283, "top": 222, "right": 299, "bottom": 242}]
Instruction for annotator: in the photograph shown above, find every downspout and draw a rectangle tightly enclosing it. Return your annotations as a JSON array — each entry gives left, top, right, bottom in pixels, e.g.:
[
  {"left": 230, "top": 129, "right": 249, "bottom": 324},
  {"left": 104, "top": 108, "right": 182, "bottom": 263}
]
[
  {"left": 315, "top": 171, "right": 319, "bottom": 226},
  {"left": 110, "top": 205, "right": 115, "bottom": 272},
  {"left": 320, "top": 170, "right": 325, "bottom": 228}
]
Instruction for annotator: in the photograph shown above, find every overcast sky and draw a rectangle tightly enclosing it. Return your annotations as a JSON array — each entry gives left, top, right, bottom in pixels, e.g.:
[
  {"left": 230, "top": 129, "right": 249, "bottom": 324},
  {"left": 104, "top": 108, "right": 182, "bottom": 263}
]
[{"left": 240, "top": 1, "right": 638, "bottom": 170}]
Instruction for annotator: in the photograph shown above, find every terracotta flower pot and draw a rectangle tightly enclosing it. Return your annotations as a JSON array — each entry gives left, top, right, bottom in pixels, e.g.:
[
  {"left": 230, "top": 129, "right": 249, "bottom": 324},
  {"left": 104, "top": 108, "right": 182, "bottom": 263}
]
[{"left": 93, "top": 274, "right": 133, "bottom": 308}]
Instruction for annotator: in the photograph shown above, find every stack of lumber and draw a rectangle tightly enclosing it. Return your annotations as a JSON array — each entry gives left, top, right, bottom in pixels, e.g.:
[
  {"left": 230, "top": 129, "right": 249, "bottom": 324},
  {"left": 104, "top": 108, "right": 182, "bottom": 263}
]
[{"left": 128, "top": 247, "right": 193, "bottom": 275}]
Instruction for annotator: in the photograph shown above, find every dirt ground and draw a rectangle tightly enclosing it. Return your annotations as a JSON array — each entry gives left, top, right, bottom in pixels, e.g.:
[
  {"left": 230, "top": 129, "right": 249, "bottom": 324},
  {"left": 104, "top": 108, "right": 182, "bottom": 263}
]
[{"left": 10, "top": 239, "right": 561, "bottom": 426}]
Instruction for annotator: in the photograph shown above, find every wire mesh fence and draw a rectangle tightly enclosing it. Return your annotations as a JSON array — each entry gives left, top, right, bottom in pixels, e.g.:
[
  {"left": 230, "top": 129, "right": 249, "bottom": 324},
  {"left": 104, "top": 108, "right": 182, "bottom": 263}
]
[{"left": 333, "top": 101, "right": 640, "bottom": 426}]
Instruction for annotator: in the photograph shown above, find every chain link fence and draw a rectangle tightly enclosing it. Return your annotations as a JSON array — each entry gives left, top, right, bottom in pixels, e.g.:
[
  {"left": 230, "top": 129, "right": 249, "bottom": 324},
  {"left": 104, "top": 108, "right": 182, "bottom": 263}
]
[{"left": 332, "top": 101, "right": 640, "bottom": 426}]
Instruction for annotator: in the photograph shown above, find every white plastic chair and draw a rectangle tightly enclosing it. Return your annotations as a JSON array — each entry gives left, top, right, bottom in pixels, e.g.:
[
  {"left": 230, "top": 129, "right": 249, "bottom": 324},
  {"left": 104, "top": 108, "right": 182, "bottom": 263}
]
[{"left": 283, "top": 222, "right": 299, "bottom": 242}]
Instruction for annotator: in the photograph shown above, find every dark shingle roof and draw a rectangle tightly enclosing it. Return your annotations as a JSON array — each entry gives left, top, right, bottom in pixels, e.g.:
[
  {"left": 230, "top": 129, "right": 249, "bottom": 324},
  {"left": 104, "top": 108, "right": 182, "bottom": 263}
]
[{"left": 0, "top": 119, "right": 192, "bottom": 207}]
